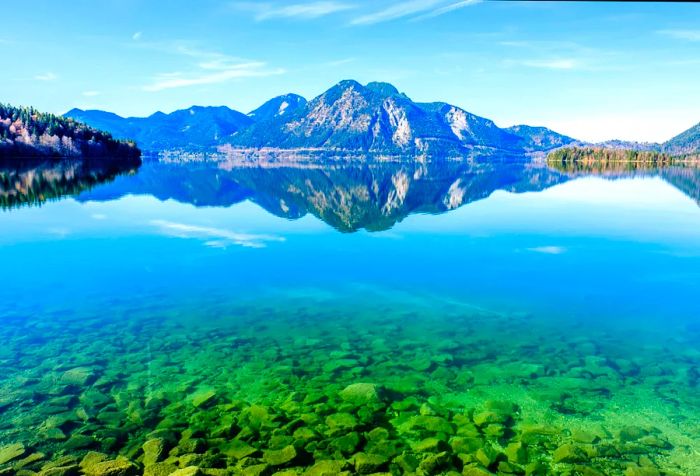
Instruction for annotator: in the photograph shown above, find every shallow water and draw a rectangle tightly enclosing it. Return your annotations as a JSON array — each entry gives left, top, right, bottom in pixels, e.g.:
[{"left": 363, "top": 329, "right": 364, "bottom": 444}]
[{"left": 1, "top": 158, "right": 700, "bottom": 475}]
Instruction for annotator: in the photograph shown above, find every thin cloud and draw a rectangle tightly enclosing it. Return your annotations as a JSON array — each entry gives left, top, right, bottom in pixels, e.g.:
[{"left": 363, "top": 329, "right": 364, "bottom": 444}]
[
  {"left": 521, "top": 59, "right": 578, "bottom": 70},
  {"left": 351, "top": 0, "right": 477, "bottom": 25},
  {"left": 234, "top": 1, "right": 355, "bottom": 21},
  {"left": 34, "top": 72, "right": 58, "bottom": 81},
  {"left": 144, "top": 63, "right": 284, "bottom": 91},
  {"left": 132, "top": 31, "right": 143, "bottom": 41},
  {"left": 325, "top": 57, "right": 356, "bottom": 67},
  {"left": 412, "top": 0, "right": 481, "bottom": 21},
  {"left": 657, "top": 29, "right": 700, "bottom": 42},
  {"left": 528, "top": 246, "right": 566, "bottom": 255},
  {"left": 150, "top": 220, "right": 285, "bottom": 248},
  {"left": 82, "top": 91, "right": 100, "bottom": 97},
  {"left": 140, "top": 45, "right": 285, "bottom": 91}
]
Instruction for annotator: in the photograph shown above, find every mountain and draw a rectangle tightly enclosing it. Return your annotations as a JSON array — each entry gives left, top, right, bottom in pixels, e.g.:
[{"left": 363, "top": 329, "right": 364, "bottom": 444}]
[
  {"left": 1, "top": 103, "right": 140, "bottom": 160},
  {"left": 663, "top": 122, "right": 700, "bottom": 155},
  {"left": 64, "top": 80, "right": 577, "bottom": 157},
  {"left": 247, "top": 94, "right": 307, "bottom": 122},
  {"left": 229, "top": 80, "right": 545, "bottom": 156},
  {"left": 65, "top": 106, "right": 253, "bottom": 151},
  {"left": 506, "top": 125, "right": 577, "bottom": 152}
]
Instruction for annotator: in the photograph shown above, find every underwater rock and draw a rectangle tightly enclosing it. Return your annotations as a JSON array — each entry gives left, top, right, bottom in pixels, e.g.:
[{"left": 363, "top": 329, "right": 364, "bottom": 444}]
[
  {"left": 37, "top": 464, "right": 80, "bottom": 476},
  {"left": 81, "top": 456, "right": 137, "bottom": 476},
  {"left": 624, "top": 466, "right": 660, "bottom": 476},
  {"left": 339, "top": 383, "right": 382, "bottom": 405},
  {"left": 461, "top": 464, "right": 493, "bottom": 476},
  {"left": 552, "top": 443, "right": 588, "bottom": 463},
  {"left": 240, "top": 464, "right": 269, "bottom": 476},
  {"left": 61, "top": 367, "right": 96, "bottom": 387},
  {"left": 325, "top": 413, "right": 358, "bottom": 432},
  {"left": 353, "top": 452, "right": 388, "bottom": 474},
  {"left": 481, "top": 423, "right": 505, "bottom": 438},
  {"left": 571, "top": 429, "right": 600, "bottom": 444},
  {"left": 302, "top": 460, "right": 346, "bottom": 475},
  {"left": 504, "top": 442, "right": 528, "bottom": 464},
  {"left": 367, "top": 428, "right": 389, "bottom": 442},
  {"left": 472, "top": 411, "right": 507, "bottom": 427},
  {"left": 618, "top": 426, "right": 649, "bottom": 443},
  {"left": 418, "top": 451, "right": 450, "bottom": 474},
  {"left": 243, "top": 405, "right": 274, "bottom": 432},
  {"left": 142, "top": 438, "right": 167, "bottom": 466},
  {"left": 450, "top": 436, "right": 484, "bottom": 454},
  {"left": 322, "top": 359, "right": 359, "bottom": 373},
  {"left": 328, "top": 431, "right": 361, "bottom": 455},
  {"left": 411, "top": 437, "right": 449, "bottom": 453},
  {"left": 475, "top": 445, "right": 500, "bottom": 468},
  {"left": 13, "top": 452, "right": 46, "bottom": 470},
  {"left": 393, "top": 454, "right": 419, "bottom": 473},
  {"left": 405, "top": 415, "right": 455, "bottom": 434},
  {"left": 0, "top": 443, "right": 26, "bottom": 465},
  {"left": 221, "top": 440, "right": 259, "bottom": 460},
  {"left": 170, "top": 467, "right": 202, "bottom": 476},
  {"left": 263, "top": 445, "right": 297, "bottom": 466},
  {"left": 143, "top": 462, "right": 178, "bottom": 476},
  {"left": 191, "top": 390, "right": 217, "bottom": 409},
  {"left": 65, "top": 434, "right": 97, "bottom": 450},
  {"left": 638, "top": 435, "right": 671, "bottom": 449},
  {"left": 292, "top": 427, "right": 317, "bottom": 445}
]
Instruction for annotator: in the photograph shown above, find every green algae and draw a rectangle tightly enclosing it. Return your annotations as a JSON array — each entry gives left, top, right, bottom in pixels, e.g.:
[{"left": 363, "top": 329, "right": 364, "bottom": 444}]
[{"left": 1, "top": 293, "right": 699, "bottom": 475}]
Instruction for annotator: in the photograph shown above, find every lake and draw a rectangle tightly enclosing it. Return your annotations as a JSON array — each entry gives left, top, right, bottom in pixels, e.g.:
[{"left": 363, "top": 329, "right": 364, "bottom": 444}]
[{"left": 1, "top": 157, "right": 699, "bottom": 475}]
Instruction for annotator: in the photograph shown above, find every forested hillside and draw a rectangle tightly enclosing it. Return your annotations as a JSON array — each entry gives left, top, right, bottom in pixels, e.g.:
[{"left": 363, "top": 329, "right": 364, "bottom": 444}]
[{"left": 0, "top": 104, "right": 140, "bottom": 159}]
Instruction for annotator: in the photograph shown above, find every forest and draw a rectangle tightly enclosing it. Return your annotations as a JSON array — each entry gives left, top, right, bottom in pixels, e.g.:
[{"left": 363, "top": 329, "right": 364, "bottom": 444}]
[{"left": 0, "top": 104, "right": 140, "bottom": 160}]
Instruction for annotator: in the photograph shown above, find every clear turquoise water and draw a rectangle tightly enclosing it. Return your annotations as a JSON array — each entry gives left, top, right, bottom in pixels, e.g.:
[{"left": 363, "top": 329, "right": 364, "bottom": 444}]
[{"left": 1, "top": 159, "right": 699, "bottom": 475}]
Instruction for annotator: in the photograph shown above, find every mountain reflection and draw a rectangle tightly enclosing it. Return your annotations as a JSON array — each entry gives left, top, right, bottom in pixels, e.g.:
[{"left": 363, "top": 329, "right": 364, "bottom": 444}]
[
  {"left": 79, "top": 157, "right": 571, "bottom": 232},
  {"left": 0, "top": 158, "right": 140, "bottom": 210}
]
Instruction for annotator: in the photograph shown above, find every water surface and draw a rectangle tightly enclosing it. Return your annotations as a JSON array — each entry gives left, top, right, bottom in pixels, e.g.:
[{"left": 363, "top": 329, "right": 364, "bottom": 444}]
[{"left": 1, "top": 158, "right": 699, "bottom": 475}]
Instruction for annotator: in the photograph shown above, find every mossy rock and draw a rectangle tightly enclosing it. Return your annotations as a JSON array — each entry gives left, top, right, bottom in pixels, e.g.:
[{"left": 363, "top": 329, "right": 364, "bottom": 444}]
[
  {"left": 450, "top": 437, "right": 484, "bottom": 454},
  {"left": 418, "top": 451, "right": 451, "bottom": 474},
  {"left": 142, "top": 438, "right": 167, "bottom": 466},
  {"left": 144, "top": 462, "right": 178, "bottom": 476},
  {"left": 462, "top": 464, "right": 493, "bottom": 476},
  {"left": 37, "top": 464, "right": 80, "bottom": 476},
  {"left": 81, "top": 456, "right": 137, "bottom": 476},
  {"left": 353, "top": 452, "right": 388, "bottom": 474},
  {"left": 302, "top": 460, "right": 347, "bottom": 475},
  {"left": 0, "top": 443, "right": 26, "bottom": 465},
  {"left": 61, "top": 367, "right": 96, "bottom": 387},
  {"left": 339, "top": 383, "right": 383, "bottom": 405},
  {"left": 13, "top": 452, "right": 46, "bottom": 470},
  {"left": 329, "top": 431, "right": 361, "bottom": 456},
  {"left": 618, "top": 426, "right": 649, "bottom": 443},
  {"left": 393, "top": 454, "right": 419, "bottom": 473},
  {"left": 263, "top": 445, "right": 297, "bottom": 466},
  {"left": 325, "top": 413, "right": 358, "bottom": 432},
  {"left": 411, "top": 437, "right": 449, "bottom": 453},
  {"left": 504, "top": 442, "right": 528, "bottom": 464},
  {"left": 472, "top": 411, "right": 507, "bottom": 428},
  {"left": 221, "top": 440, "right": 259, "bottom": 460},
  {"left": 475, "top": 445, "right": 501, "bottom": 469},
  {"left": 170, "top": 467, "right": 202, "bottom": 476},
  {"left": 624, "top": 466, "right": 660, "bottom": 476},
  {"left": 552, "top": 443, "right": 588, "bottom": 464}
]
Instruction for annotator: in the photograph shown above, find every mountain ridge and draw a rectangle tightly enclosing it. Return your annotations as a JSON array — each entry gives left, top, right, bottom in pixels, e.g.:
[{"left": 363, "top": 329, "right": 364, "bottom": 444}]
[{"left": 64, "top": 79, "right": 699, "bottom": 157}]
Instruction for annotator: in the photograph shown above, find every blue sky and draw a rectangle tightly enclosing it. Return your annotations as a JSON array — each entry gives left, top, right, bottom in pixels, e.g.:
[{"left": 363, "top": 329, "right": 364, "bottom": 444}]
[{"left": 4, "top": 0, "right": 700, "bottom": 142}]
